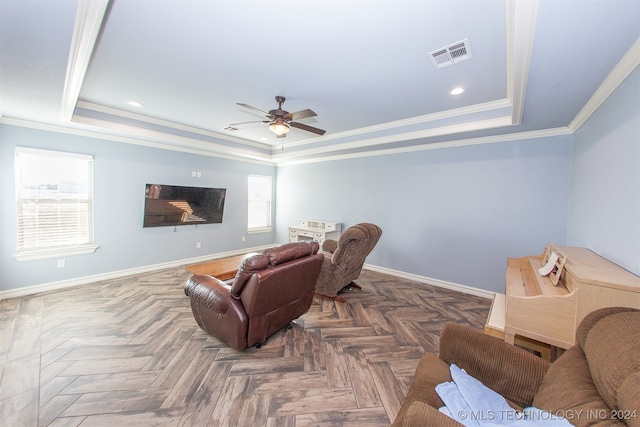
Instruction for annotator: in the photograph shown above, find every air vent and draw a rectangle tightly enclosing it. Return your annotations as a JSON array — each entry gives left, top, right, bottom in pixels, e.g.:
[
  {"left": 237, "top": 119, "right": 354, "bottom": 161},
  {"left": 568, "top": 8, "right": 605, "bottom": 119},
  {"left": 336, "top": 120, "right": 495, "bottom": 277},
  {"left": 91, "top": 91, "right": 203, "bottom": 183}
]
[{"left": 429, "top": 38, "right": 471, "bottom": 69}]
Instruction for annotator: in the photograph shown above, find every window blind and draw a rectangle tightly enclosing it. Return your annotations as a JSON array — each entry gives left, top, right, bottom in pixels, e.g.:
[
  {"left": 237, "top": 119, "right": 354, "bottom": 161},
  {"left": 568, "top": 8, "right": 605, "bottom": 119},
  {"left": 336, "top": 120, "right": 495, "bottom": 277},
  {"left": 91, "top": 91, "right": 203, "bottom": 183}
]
[
  {"left": 247, "top": 174, "right": 272, "bottom": 232},
  {"left": 15, "top": 147, "right": 96, "bottom": 260}
]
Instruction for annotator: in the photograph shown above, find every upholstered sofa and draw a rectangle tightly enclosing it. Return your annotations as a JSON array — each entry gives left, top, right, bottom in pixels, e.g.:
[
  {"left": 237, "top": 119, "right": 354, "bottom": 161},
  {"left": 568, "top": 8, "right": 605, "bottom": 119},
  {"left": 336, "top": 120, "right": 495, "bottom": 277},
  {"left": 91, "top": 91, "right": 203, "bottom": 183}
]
[
  {"left": 184, "top": 242, "right": 324, "bottom": 351},
  {"left": 393, "top": 307, "right": 640, "bottom": 427}
]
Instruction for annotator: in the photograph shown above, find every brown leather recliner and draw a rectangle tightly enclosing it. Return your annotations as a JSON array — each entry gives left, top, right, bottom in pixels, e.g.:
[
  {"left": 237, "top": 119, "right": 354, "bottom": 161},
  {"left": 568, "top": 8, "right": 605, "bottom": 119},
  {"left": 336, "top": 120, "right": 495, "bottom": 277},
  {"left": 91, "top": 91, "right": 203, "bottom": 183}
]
[
  {"left": 315, "top": 223, "right": 382, "bottom": 302},
  {"left": 184, "top": 242, "right": 324, "bottom": 351}
]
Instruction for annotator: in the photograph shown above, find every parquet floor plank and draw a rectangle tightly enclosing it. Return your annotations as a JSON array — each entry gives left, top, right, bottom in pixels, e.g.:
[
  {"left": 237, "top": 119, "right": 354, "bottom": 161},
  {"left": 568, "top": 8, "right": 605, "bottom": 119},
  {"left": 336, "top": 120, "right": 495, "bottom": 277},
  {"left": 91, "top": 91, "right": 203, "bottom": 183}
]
[
  {"left": 0, "top": 268, "right": 491, "bottom": 426},
  {"left": 177, "top": 360, "right": 233, "bottom": 426},
  {"left": 343, "top": 349, "right": 383, "bottom": 407},
  {"left": 294, "top": 407, "right": 391, "bottom": 427},
  {"left": 77, "top": 409, "right": 183, "bottom": 427}
]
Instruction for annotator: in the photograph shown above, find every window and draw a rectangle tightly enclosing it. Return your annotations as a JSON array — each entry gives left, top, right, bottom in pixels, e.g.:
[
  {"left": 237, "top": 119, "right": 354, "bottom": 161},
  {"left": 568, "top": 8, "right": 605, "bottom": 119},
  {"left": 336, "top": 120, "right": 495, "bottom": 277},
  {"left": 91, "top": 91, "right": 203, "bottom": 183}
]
[
  {"left": 14, "top": 147, "right": 96, "bottom": 261},
  {"left": 247, "top": 174, "right": 272, "bottom": 233}
]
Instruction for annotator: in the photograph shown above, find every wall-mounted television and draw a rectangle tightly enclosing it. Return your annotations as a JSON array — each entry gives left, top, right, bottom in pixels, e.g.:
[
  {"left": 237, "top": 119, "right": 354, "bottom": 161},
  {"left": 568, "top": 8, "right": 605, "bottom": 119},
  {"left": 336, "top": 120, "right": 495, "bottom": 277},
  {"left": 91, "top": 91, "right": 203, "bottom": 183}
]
[{"left": 143, "top": 184, "right": 226, "bottom": 228}]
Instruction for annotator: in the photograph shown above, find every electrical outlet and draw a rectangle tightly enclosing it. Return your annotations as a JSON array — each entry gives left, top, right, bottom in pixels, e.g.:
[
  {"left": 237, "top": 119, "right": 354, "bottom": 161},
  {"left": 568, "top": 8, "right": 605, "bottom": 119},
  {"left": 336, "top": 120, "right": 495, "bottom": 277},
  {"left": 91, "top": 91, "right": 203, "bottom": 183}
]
[
  {"left": 57, "top": 259, "right": 65, "bottom": 268},
  {"left": 191, "top": 170, "right": 197, "bottom": 177},
  {"left": 241, "top": 236, "right": 246, "bottom": 242},
  {"left": 196, "top": 171, "right": 202, "bottom": 178},
  {"left": 196, "top": 242, "right": 201, "bottom": 248}
]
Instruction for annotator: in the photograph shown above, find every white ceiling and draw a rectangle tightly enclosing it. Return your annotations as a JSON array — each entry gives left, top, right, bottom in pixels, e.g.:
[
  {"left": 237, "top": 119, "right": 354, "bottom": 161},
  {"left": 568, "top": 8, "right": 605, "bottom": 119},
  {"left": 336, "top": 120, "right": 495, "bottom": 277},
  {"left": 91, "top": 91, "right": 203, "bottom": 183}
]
[{"left": 1, "top": 0, "right": 638, "bottom": 164}]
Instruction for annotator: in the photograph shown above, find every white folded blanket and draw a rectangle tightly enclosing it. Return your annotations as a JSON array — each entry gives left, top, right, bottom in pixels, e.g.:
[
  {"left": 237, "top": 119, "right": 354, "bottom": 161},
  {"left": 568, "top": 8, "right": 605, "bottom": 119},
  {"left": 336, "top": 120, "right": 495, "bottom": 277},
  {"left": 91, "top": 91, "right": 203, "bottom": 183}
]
[{"left": 436, "top": 364, "right": 573, "bottom": 426}]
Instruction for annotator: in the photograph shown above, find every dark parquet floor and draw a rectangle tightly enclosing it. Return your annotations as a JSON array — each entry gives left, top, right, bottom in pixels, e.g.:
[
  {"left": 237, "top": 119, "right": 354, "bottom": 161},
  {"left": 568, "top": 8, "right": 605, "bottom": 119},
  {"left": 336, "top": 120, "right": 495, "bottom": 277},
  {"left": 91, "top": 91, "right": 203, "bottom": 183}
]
[{"left": 0, "top": 267, "right": 490, "bottom": 426}]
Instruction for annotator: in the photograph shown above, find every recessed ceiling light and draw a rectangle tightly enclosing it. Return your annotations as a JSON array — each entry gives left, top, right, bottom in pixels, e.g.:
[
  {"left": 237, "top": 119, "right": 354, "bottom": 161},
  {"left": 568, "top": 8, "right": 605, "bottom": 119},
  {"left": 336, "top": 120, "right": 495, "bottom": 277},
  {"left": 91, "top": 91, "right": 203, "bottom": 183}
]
[
  {"left": 450, "top": 87, "right": 465, "bottom": 96},
  {"left": 127, "top": 101, "right": 143, "bottom": 107}
]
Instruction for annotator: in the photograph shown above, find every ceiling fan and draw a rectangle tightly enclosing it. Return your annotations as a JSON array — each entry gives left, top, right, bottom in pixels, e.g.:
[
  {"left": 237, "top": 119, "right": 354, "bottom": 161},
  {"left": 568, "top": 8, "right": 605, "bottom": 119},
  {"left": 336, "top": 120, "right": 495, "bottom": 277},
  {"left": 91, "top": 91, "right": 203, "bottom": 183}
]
[{"left": 229, "top": 96, "right": 326, "bottom": 138}]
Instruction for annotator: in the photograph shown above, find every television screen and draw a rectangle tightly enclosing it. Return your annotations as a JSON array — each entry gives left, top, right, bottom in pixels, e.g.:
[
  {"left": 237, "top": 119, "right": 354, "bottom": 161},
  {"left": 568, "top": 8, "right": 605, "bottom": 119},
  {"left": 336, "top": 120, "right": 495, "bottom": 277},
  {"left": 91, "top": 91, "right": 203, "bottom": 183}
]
[{"left": 143, "top": 184, "right": 226, "bottom": 228}]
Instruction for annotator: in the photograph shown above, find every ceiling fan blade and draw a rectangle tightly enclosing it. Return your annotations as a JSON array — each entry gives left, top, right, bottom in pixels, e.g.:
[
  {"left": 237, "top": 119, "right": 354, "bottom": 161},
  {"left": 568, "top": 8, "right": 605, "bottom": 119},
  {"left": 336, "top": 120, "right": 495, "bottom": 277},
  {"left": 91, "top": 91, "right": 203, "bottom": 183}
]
[
  {"left": 289, "top": 121, "right": 326, "bottom": 135},
  {"left": 228, "top": 120, "right": 270, "bottom": 126},
  {"left": 286, "top": 108, "right": 317, "bottom": 121},
  {"left": 237, "top": 103, "right": 271, "bottom": 117}
]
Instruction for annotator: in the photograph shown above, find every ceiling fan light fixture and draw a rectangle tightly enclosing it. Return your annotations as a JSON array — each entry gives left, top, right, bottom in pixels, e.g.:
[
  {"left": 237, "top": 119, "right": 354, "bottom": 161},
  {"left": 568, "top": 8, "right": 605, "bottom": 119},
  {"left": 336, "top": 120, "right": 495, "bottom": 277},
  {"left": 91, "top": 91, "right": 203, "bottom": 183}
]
[{"left": 269, "top": 119, "right": 290, "bottom": 136}]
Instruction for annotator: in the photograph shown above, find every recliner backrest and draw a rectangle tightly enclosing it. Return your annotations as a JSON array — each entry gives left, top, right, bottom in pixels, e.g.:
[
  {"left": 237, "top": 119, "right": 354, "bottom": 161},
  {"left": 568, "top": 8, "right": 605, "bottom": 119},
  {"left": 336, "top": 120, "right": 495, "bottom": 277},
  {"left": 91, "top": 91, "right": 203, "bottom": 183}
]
[
  {"left": 232, "top": 241, "right": 323, "bottom": 347},
  {"left": 230, "top": 242, "right": 319, "bottom": 298},
  {"left": 331, "top": 223, "right": 382, "bottom": 272}
]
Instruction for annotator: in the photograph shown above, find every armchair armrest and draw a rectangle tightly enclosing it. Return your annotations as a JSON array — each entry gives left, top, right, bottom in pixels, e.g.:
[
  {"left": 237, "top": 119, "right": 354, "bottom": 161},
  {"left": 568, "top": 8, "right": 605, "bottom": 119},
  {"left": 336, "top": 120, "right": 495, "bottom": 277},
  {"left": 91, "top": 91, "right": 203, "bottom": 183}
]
[
  {"left": 438, "top": 322, "right": 550, "bottom": 408},
  {"left": 393, "top": 400, "right": 463, "bottom": 427},
  {"left": 321, "top": 239, "right": 338, "bottom": 253},
  {"left": 184, "top": 274, "right": 233, "bottom": 314}
]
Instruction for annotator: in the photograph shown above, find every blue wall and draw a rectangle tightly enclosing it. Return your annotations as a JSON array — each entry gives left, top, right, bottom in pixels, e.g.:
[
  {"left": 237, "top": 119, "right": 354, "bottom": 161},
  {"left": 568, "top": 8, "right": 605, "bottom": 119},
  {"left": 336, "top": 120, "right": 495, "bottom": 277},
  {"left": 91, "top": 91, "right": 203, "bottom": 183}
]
[
  {"left": 276, "top": 135, "right": 573, "bottom": 293},
  {"left": 0, "top": 125, "right": 276, "bottom": 291},
  {"left": 568, "top": 67, "right": 640, "bottom": 275},
  {"left": 2, "top": 68, "right": 638, "bottom": 295}
]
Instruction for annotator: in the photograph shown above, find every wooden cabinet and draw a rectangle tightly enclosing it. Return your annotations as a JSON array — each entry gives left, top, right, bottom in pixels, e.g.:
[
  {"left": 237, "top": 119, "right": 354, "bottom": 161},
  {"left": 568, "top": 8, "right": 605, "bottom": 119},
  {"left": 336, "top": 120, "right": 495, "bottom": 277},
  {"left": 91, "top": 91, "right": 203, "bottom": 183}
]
[
  {"left": 288, "top": 219, "right": 341, "bottom": 246},
  {"left": 488, "top": 244, "right": 640, "bottom": 351}
]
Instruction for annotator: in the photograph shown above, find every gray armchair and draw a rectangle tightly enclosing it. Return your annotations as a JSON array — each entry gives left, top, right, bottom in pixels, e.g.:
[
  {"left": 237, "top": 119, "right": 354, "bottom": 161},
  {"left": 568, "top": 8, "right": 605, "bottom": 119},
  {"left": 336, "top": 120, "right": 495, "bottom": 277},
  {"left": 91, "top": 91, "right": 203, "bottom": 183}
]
[{"left": 314, "top": 223, "right": 382, "bottom": 302}]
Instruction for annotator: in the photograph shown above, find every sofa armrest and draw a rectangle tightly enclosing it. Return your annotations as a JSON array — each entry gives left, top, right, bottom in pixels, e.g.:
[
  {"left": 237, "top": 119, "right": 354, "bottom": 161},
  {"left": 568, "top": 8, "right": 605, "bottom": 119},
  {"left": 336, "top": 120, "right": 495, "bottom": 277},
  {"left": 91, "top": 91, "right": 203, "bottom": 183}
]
[
  {"left": 184, "top": 274, "right": 233, "bottom": 314},
  {"left": 393, "top": 400, "right": 463, "bottom": 427},
  {"left": 438, "top": 322, "right": 550, "bottom": 408},
  {"left": 322, "top": 239, "right": 338, "bottom": 253}
]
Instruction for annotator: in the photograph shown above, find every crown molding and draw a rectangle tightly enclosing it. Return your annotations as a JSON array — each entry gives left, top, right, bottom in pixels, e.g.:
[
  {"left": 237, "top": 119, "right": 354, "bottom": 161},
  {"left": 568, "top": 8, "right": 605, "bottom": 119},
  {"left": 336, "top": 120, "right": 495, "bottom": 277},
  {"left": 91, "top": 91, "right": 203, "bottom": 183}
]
[
  {"left": 276, "top": 127, "right": 572, "bottom": 166},
  {"left": 276, "top": 98, "right": 513, "bottom": 151},
  {"left": 75, "top": 100, "right": 272, "bottom": 151},
  {"left": 2, "top": 115, "right": 574, "bottom": 168},
  {"left": 569, "top": 37, "right": 640, "bottom": 132},
  {"left": 71, "top": 115, "right": 274, "bottom": 163},
  {"left": 272, "top": 116, "right": 513, "bottom": 162},
  {"left": 0, "top": 116, "right": 276, "bottom": 166},
  {"left": 60, "top": 0, "right": 109, "bottom": 121}
]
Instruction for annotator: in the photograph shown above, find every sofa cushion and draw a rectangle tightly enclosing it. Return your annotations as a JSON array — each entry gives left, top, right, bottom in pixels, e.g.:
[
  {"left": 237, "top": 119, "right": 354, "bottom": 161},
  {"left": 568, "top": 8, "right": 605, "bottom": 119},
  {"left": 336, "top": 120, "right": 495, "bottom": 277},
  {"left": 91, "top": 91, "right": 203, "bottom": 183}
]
[
  {"left": 617, "top": 373, "right": 640, "bottom": 427},
  {"left": 533, "top": 346, "right": 621, "bottom": 426},
  {"left": 398, "top": 401, "right": 462, "bottom": 427},
  {"left": 581, "top": 310, "right": 640, "bottom": 416},
  {"left": 575, "top": 307, "right": 638, "bottom": 349},
  {"left": 439, "top": 322, "right": 548, "bottom": 408}
]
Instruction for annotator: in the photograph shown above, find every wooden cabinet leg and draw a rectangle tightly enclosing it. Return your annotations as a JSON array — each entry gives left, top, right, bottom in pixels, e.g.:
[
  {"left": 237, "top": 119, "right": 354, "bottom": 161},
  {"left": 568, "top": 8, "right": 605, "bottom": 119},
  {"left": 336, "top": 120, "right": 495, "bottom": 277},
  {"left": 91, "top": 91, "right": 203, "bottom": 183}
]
[{"left": 505, "top": 333, "right": 515, "bottom": 345}]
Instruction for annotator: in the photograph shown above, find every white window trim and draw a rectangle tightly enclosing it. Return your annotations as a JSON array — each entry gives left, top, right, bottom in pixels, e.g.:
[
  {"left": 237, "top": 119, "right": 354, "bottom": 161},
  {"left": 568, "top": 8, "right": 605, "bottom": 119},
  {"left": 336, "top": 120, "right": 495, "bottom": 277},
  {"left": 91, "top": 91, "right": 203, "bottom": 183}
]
[
  {"left": 247, "top": 226, "right": 273, "bottom": 234},
  {"left": 14, "top": 147, "right": 97, "bottom": 262},
  {"left": 14, "top": 245, "right": 98, "bottom": 262}
]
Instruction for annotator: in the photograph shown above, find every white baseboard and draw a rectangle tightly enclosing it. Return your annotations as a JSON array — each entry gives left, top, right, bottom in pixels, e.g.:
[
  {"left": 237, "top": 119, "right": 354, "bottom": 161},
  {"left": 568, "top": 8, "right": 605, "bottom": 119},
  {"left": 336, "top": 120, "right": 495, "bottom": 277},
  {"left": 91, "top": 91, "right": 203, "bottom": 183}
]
[
  {"left": 363, "top": 263, "right": 495, "bottom": 299},
  {"left": 1, "top": 249, "right": 494, "bottom": 301},
  {"left": 0, "top": 245, "right": 274, "bottom": 301}
]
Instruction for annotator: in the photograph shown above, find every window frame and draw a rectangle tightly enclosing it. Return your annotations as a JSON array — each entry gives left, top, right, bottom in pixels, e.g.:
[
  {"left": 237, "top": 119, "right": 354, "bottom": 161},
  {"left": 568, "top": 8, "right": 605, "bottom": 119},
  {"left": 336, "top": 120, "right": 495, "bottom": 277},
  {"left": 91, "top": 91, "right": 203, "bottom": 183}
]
[
  {"left": 247, "top": 174, "right": 273, "bottom": 234},
  {"left": 14, "top": 147, "right": 97, "bottom": 261}
]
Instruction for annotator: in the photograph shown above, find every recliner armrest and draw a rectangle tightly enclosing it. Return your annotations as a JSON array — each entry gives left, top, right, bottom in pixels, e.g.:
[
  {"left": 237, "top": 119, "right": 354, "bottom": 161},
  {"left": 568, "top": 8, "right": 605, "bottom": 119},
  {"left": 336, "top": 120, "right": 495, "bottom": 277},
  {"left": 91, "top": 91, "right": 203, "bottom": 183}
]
[
  {"left": 438, "top": 322, "right": 550, "bottom": 408},
  {"left": 184, "top": 274, "right": 233, "bottom": 314},
  {"left": 322, "top": 239, "right": 338, "bottom": 253}
]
